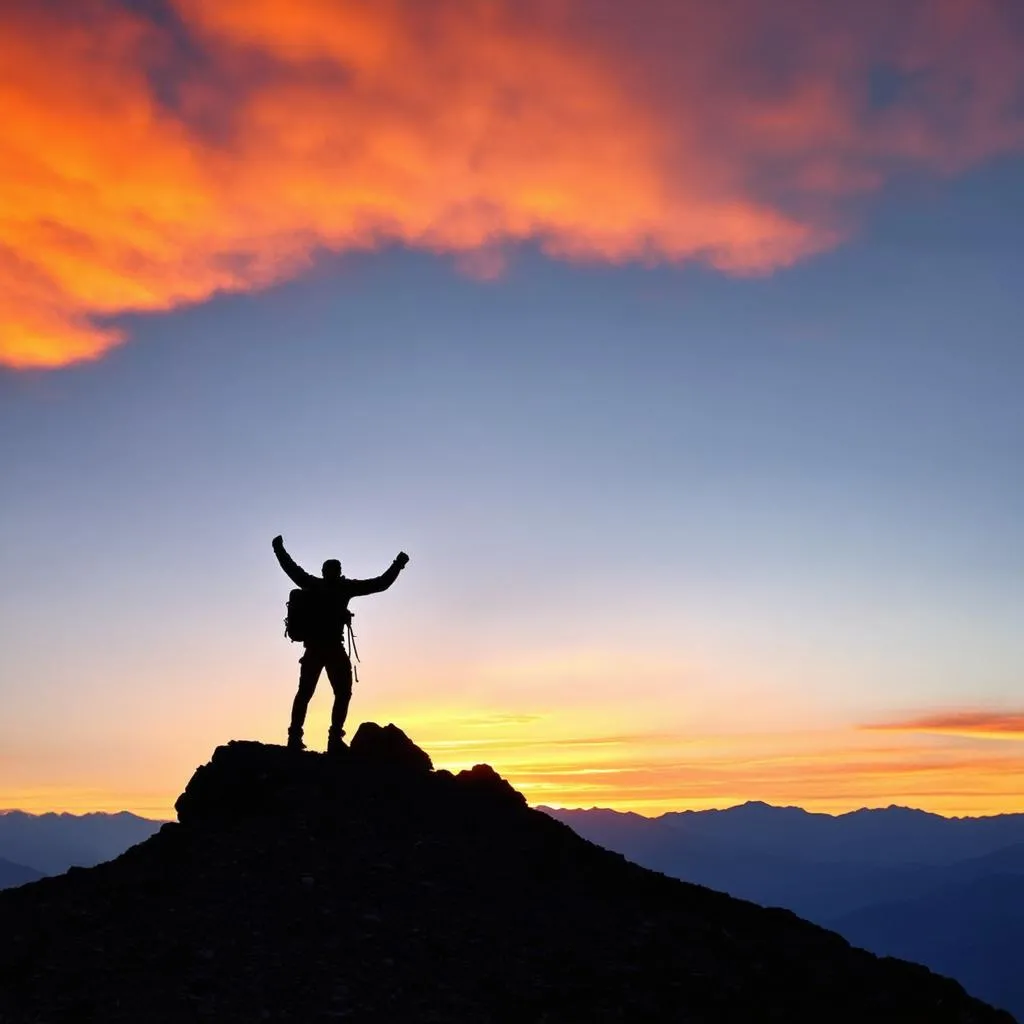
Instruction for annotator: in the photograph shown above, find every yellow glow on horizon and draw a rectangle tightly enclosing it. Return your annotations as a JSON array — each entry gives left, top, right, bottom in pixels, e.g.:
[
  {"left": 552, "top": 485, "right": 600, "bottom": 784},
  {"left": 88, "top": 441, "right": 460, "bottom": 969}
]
[
  {"left": 21, "top": 706, "right": 1011, "bottom": 821},
  {"left": 5, "top": 673, "right": 1022, "bottom": 821},
  {"left": 0, "top": 789, "right": 174, "bottom": 819}
]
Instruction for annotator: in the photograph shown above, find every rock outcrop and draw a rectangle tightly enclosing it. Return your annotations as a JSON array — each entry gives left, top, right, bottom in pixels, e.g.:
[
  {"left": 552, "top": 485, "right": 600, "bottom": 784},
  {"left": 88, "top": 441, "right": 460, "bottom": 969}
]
[{"left": 0, "top": 725, "right": 1014, "bottom": 1023}]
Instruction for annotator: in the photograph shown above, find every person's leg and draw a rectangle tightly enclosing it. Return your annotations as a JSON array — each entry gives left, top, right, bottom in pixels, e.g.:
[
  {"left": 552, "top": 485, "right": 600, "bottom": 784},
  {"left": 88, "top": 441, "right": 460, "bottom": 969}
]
[
  {"left": 324, "top": 647, "right": 354, "bottom": 752},
  {"left": 289, "top": 646, "right": 325, "bottom": 748}
]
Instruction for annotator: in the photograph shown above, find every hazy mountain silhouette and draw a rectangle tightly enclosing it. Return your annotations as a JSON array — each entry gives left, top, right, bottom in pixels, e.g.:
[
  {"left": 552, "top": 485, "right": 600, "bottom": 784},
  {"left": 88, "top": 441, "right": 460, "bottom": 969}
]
[
  {"left": 0, "top": 725, "right": 1012, "bottom": 1023},
  {"left": 0, "top": 856, "right": 42, "bottom": 890},
  {"left": 544, "top": 804, "right": 1024, "bottom": 1019},
  {"left": 0, "top": 810, "right": 162, "bottom": 875},
  {"left": 833, "top": 874, "right": 1024, "bottom": 1021},
  {"left": 657, "top": 802, "right": 1024, "bottom": 865},
  {"left": 544, "top": 804, "right": 1024, "bottom": 919}
]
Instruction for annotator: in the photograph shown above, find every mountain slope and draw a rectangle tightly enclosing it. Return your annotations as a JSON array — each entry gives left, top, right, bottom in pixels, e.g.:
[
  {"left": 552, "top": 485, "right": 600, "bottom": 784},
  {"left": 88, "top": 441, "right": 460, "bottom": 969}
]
[{"left": 0, "top": 726, "right": 1014, "bottom": 1023}]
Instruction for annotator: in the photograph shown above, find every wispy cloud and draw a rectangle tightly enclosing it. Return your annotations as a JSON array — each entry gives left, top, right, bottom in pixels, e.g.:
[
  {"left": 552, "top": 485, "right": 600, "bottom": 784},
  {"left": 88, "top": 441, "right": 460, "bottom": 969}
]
[
  {"left": 500, "top": 743, "right": 1024, "bottom": 814},
  {"left": 446, "top": 713, "right": 545, "bottom": 729},
  {"left": 863, "top": 710, "right": 1024, "bottom": 740},
  {"left": 394, "top": 702, "right": 1024, "bottom": 815},
  {"left": 3, "top": 0, "right": 1023, "bottom": 367}
]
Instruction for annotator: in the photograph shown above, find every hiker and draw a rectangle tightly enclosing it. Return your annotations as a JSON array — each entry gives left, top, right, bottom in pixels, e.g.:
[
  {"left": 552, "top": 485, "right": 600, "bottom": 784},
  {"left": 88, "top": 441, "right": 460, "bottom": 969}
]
[{"left": 272, "top": 535, "right": 409, "bottom": 752}]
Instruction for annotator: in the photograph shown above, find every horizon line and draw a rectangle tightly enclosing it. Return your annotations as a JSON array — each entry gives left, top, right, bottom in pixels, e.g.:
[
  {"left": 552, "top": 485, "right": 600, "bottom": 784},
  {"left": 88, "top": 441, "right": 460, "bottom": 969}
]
[{"left": 5, "top": 798, "right": 1024, "bottom": 824}]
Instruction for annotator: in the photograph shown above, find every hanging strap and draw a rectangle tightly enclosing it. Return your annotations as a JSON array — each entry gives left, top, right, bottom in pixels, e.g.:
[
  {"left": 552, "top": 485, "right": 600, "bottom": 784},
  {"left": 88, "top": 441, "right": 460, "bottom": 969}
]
[{"left": 346, "top": 618, "right": 360, "bottom": 684}]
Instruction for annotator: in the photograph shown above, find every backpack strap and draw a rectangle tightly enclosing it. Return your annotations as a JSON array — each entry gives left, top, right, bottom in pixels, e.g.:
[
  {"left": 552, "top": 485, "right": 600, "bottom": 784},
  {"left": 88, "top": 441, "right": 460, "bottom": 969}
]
[{"left": 345, "top": 616, "right": 360, "bottom": 683}]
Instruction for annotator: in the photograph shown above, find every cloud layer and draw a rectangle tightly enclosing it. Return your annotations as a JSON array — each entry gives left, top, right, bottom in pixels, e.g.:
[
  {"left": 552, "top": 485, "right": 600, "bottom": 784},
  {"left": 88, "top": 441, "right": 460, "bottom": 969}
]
[{"left": 2, "top": 0, "right": 1023, "bottom": 368}]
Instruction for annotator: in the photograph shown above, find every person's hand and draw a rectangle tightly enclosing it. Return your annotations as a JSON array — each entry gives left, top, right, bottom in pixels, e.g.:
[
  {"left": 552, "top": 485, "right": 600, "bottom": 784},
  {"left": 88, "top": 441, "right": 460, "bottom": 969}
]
[
  {"left": 272, "top": 535, "right": 283, "bottom": 547},
  {"left": 395, "top": 551, "right": 410, "bottom": 567}
]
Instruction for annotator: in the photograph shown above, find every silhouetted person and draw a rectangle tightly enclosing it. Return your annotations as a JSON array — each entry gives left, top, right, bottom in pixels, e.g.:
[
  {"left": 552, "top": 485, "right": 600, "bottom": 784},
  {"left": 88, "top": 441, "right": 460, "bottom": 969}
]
[{"left": 273, "top": 535, "right": 409, "bottom": 752}]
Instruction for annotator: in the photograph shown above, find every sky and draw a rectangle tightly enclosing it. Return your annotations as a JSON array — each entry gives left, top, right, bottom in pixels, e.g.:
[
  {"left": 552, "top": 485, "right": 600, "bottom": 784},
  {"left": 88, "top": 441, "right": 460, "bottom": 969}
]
[{"left": 1, "top": 0, "right": 1022, "bottom": 819}]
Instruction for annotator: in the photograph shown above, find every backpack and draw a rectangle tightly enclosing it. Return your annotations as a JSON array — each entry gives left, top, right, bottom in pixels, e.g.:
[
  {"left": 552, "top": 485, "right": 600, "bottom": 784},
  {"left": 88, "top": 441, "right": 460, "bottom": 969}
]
[
  {"left": 284, "top": 588, "right": 316, "bottom": 642},
  {"left": 283, "top": 589, "right": 356, "bottom": 651}
]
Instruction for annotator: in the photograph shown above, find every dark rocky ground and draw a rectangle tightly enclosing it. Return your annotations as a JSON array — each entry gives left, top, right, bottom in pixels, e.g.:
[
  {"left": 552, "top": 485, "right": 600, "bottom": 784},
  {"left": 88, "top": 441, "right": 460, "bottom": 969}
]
[{"left": 0, "top": 724, "right": 1015, "bottom": 1023}]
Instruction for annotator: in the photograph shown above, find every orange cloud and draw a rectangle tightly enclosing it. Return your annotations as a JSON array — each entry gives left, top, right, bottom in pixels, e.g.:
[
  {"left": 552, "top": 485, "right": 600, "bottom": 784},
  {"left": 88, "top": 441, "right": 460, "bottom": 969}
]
[
  {"left": 864, "top": 710, "right": 1024, "bottom": 740},
  {"left": 2, "top": 0, "right": 1023, "bottom": 368}
]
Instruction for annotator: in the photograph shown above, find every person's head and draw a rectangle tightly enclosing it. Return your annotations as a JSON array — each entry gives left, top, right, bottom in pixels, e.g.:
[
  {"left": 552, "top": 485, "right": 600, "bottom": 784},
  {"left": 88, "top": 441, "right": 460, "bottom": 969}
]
[{"left": 322, "top": 558, "right": 342, "bottom": 580}]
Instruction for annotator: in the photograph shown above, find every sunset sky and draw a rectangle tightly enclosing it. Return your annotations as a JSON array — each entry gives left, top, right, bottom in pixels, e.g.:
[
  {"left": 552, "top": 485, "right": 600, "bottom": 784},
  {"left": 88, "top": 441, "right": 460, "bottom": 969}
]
[{"left": 1, "top": 0, "right": 1022, "bottom": 819}]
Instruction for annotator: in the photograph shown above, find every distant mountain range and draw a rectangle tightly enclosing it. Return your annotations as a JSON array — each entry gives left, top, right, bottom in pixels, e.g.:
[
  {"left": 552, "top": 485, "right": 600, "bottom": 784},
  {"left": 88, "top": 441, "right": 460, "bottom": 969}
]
[
  {"left": 542, "top": 801, "right": 1024, "bottom": 1021},
  {"left": 0, "top": 810, "right": 163, "bottom": 878}
]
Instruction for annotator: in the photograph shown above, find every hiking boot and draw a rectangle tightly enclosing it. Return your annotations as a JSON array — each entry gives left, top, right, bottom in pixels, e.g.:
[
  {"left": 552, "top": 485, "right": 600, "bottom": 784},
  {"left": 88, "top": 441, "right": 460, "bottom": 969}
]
[
  {"left": 327, "top": 729, "right": 346, "bottom": 755},
  {"left": 287, "top": 729, "right": 305, "bottom": 751}
]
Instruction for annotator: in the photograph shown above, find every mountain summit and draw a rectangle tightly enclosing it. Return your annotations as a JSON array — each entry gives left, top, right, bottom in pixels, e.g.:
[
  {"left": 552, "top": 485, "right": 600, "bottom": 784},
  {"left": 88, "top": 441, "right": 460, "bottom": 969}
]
[{"left": 0, "top": 725, "right": 1013, "bottom": 1023}]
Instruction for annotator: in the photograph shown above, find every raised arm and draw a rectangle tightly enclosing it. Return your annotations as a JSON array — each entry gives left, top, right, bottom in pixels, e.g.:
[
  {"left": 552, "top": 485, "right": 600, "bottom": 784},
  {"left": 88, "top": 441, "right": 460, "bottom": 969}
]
[
  {"left": 345, "top": 551, "right": 409, "bottom": 596},
  {"left": 272, "top": 535, "right": 317, "bottom": 588}
]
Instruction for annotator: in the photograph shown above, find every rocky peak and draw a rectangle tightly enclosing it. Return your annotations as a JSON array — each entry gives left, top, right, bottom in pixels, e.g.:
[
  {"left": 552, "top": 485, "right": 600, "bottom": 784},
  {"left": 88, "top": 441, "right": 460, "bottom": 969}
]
[{"left": 174, "top": 723, "right": 525, "bottom": 828}]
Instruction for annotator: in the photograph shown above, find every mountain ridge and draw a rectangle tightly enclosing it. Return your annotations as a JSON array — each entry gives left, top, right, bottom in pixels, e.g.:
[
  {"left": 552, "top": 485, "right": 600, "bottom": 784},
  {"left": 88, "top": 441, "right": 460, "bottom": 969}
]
[
  {"left": 546, "top": 802, "right": 1024, "bottom": 866},
  {"left": 0, "top": 724, "right": 1012, "bottom": 1023},
  {"left": 5, "top": 799, "right": 1020, "bottom": 834}
]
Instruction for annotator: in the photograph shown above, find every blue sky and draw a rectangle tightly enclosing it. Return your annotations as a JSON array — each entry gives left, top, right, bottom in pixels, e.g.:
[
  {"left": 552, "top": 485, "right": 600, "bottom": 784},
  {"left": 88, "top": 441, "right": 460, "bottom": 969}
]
[
  {"left": 4, "top": 160, "right": 1023, "bottom": 815},
  {"left": 1, "top": 0, "right": 1022, "bottom": 816}
]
